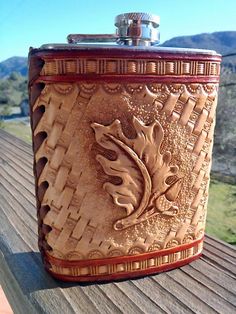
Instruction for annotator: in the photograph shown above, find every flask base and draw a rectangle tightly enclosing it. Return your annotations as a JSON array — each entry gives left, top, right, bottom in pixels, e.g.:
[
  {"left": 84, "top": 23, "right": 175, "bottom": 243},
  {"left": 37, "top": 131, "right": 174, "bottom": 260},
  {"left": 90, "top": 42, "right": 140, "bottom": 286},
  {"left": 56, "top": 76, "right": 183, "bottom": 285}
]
[{"left": 43, "top": 237, "right": 203, "bottom": 282}]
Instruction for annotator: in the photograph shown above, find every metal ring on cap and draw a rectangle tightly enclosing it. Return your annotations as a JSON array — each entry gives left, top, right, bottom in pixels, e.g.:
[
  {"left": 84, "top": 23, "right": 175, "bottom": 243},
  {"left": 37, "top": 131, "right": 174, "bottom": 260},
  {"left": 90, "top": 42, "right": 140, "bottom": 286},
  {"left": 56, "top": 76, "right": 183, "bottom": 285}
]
[
  {"left": 115, "top": 12, "right": 160, "bottom": 27},
  {"left": 115, "top": 12, "right": 160, "bottom": 46}
]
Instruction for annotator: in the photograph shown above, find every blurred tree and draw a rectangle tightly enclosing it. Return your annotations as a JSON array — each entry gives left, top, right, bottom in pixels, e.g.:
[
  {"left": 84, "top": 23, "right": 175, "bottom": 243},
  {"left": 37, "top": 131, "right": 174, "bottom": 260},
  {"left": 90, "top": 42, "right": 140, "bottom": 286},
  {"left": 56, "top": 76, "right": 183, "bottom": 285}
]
[
  {"left": 18, "top": 79, "right": 28, "bottom": 100},
  {"left": 9, "top": 71, "right": 21, "bottom": 81},
  {"left": 0, "top": 79, "right": 10, "bottom": 90},
  {"left": 0, "top": 104, "right": 12, "bottom": 116}
]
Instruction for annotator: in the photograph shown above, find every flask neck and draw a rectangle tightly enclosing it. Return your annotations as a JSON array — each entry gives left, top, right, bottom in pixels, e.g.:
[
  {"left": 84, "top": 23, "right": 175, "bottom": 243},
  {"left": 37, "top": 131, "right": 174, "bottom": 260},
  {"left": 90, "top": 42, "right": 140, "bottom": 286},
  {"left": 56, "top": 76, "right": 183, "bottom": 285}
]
[{"left": 67, "top": 12, "right": 160, "bottom": 46}]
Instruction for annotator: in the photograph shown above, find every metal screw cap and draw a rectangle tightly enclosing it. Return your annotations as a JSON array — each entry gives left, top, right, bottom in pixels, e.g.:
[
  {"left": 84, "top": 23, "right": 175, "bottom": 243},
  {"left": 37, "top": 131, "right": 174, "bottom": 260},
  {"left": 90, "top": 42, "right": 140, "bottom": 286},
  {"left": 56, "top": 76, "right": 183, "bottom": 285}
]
[{"left": 115, "top": 12, "right": 160, "bottom": 46}]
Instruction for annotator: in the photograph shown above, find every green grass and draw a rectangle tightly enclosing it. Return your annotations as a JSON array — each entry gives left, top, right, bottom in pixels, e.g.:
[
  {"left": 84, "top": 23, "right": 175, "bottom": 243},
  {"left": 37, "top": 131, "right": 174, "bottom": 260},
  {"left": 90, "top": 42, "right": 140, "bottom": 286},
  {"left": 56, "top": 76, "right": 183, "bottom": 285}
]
[
  {"left": 207, "top": 180, "right": 236, "bottom": 245},
  {"left": 0, "top": 121, "right": 32, "bottom": 143},
  {"left": 1, "top": 122, "right": 235, "bottom": 245}
]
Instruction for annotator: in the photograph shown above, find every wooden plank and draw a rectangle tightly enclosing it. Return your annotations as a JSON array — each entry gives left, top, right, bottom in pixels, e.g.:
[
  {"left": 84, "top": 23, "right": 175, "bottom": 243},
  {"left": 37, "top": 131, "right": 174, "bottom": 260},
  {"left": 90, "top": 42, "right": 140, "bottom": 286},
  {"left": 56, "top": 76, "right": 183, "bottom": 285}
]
[
  {"left": 204, "top": 242, "right": 236, "bottom": 265},
  {"left": 201, "top": 250, "right": 236, "bottom": 277},
  {"left": 205, "top": 235, "right": 236, "bottom": 257},
  {"left": 0, "top": 139, "right": 33, "bottom": 168},
  {"left": 0, "top": 149, "right": 34, "bottom": 183},
  {"left": 0, "top": 194, "right": 38, "bottom": 249},
  {"left": 114, "top": 281, "right": 166, "bottom": 314},
  {"left": 151, "top": 273, "right": 218, "bottom": 314},
  {"left": 58, "top": 282, "right": 124, "bottom": 314},
  {"left": 0, "top": 167, "right": 36, "bottom": 214},
  {"left": 95, "top": 284, "right": 144, "bottom": 314},
  {"left": 0, "top": 130, "right": 33, "bottom": 155},
  {"left": 1, "top": 157, "right": 35, "bottom": 196},
  {"left": 192, "top": 258, "right": 236, "bottom": 293},
  {"left": 1, "top": 129, "right": 236, "bottom": 314},
  {"left": 183, "top": 263, "right": 236, "bottom": 305},
  {"left": 132, "top": 276, "right": 195, "bottom": 314},
  {"left": 0, "top": 208, "right": 99, "bottom": 314},
  {"left": 0, "top": 252, "right": 38, "bottom": 314},
  {"left": 169, "top": 268, "right": 236, "bottom": 313}
]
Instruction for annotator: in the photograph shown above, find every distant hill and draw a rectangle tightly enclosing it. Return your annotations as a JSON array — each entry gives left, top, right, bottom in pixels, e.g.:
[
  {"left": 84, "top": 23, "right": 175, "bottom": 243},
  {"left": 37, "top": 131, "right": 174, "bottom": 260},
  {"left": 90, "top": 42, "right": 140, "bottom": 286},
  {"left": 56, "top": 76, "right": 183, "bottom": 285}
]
[
  {"left": 161, "top": 31, "right": 236, "bottom": 55},
  {"left": 0, "top": 56, "right": 27, "bottom": 78}
]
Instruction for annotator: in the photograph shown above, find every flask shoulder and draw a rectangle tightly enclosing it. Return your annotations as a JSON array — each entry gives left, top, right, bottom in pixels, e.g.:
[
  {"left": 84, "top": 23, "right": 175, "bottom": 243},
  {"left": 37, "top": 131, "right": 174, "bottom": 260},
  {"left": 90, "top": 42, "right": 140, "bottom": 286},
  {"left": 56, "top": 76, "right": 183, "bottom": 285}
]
[{"left": 29, "top": 44, "right": 221, "bottom": 58}]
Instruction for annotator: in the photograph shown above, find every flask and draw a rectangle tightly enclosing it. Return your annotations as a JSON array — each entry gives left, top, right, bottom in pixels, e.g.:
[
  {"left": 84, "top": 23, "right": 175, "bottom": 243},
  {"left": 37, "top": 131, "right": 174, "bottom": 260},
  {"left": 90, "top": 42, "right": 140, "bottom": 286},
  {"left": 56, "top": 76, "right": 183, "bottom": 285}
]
[{"left": 28, "top": 12, "right": 221, "bottom": 282}]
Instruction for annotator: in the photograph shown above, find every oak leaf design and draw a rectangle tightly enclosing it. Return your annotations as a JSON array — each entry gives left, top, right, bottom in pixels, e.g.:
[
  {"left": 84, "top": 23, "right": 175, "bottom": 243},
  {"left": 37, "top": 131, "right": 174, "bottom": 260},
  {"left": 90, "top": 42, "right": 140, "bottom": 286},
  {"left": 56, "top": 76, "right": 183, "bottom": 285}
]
[{"left": 91, "top": 117, "right": 182, "bottom": 230}]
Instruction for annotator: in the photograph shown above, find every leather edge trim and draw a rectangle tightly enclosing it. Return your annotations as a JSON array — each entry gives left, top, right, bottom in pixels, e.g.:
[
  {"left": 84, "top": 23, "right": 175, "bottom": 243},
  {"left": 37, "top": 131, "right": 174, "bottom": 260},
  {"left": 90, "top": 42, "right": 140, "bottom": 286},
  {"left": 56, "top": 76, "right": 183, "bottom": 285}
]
[
  {"left": 46, "top": 253, "right": 202, "bottom": 282},
  {"left": 34, "top": 75, "right": 220, "bottom": 85},
  {"left": 45, "top": 236, "right": 204, "bottom": 267}
]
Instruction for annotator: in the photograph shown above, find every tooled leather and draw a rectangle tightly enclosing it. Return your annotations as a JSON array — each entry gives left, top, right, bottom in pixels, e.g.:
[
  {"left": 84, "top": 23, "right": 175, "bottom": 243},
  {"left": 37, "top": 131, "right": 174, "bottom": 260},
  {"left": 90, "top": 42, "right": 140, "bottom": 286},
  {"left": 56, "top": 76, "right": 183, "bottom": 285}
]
[
  {"left": 29, "top": 80, "right": 218, "bottom": 262},
  {"left": 29, "top": 56, "right": 53, "bottom": 264}
]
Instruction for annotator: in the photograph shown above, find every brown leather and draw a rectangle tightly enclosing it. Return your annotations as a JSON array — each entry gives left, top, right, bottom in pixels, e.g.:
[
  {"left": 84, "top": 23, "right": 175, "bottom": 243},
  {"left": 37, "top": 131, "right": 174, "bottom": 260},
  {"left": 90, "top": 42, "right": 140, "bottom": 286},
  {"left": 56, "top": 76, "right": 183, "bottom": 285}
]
[{"left": 28, "top": 49, "right": 221, "bottom": 281}]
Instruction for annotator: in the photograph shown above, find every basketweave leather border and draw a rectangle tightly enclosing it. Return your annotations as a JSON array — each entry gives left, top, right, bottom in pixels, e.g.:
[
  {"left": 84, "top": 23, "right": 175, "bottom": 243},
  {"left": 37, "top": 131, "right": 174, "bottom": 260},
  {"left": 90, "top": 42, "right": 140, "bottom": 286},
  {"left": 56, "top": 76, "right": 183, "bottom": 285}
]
[
  {"left": 29, "top": 49, "right": 221, "bottom": 85},
  {"left": 45, "top": 237, "right": 203, "bottom": 282}
]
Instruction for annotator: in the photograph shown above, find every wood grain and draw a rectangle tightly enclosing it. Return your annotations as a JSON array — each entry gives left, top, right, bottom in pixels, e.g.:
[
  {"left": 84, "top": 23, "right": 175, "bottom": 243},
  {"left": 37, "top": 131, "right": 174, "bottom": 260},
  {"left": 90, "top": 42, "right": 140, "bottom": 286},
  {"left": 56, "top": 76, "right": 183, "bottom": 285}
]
[{"left": 0, "top": 129, "right": 235, "bottom": 314}]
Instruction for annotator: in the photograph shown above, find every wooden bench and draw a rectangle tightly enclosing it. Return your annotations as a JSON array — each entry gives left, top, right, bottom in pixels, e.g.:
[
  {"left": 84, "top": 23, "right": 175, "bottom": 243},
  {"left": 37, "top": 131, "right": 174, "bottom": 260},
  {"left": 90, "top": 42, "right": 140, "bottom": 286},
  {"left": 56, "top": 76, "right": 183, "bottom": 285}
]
[{"left": 0, "top": 129, "right": 235, "bottom": 314}]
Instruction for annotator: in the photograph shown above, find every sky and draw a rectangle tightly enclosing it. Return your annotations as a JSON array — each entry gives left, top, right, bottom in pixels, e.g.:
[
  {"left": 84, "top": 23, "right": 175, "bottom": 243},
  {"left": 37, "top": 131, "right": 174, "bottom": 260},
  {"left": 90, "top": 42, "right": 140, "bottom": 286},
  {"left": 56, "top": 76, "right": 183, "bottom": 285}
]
[{"left": 1, "top": 0, "right": 236, "bottom": 62}]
